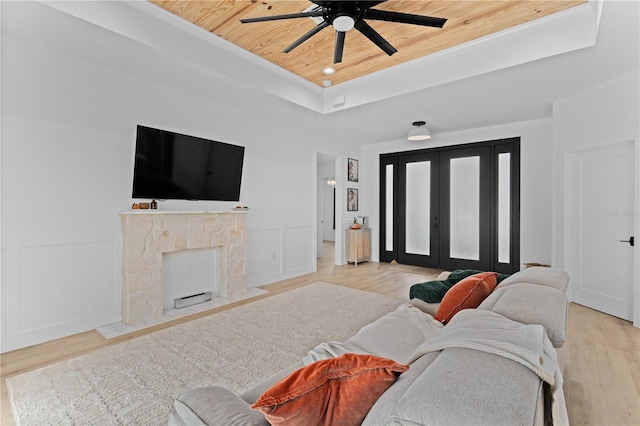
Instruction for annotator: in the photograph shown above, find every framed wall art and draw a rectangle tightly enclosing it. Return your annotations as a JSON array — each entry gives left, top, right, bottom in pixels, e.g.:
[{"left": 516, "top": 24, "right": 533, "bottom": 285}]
[
  {"left": 347, "top": 188, "right": 359, "bottom": 211},
  {"left": 347, "top": 158, "right": 359, "bottom": 182}
]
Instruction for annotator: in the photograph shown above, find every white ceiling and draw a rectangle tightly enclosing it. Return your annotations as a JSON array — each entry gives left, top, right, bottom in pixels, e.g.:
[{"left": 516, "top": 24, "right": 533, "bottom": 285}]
[{"left": 4, "top": 1, "right": 638, "bottom": 146}]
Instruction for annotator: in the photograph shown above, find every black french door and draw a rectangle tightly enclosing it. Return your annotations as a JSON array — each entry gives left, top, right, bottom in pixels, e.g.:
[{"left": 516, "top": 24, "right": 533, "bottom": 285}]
[
  {"left": 380, "top": 138, "right": 520, "bottom": 274},
  {"left": 395, "top": 151, "right": 441, "bottom": 267}
]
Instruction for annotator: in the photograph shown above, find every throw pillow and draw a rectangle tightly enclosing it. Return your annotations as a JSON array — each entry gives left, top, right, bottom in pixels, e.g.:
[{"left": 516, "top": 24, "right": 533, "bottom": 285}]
[
  {"left": 410, "top": 269, "right": 507, "bottom": 303},
  {"left": 250, "top": 353, "right": 409, "bottom": 426},
  {"left": 409, "top": 279, "right": 452, "bottom": 303},
  {"left": 447, "top": 269, "right": 511, "bottom": 288},
  {"left": 434, "top": 271, "right": 499, "bottom": 324},
  {"left": 445, "top": 268, "right": 484, "bottom": 284}
]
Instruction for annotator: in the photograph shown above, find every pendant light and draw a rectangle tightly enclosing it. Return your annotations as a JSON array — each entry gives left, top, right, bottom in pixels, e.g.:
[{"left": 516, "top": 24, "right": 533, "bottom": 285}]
[{"left": 407, "top": 121, "right": 431, "bottom": 141}]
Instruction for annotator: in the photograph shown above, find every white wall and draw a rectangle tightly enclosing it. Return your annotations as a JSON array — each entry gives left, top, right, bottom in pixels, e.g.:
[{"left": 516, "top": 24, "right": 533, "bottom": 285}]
[
  {"left": 362, "top": 118, "right": 554, "bottom": 267},
  {"left": 0, "top": 5, "right": 358, "bottom": 351},
  {"left": 552, "top": 69, "right": 640, "bottom": 326}
]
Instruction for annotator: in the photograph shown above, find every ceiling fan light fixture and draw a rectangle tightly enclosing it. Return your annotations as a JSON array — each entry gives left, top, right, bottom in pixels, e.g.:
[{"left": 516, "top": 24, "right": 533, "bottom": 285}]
[
  {"left": 408, "top": 121, "right": 431, "bottom": 141},
  {"left": 332, "top": 14, "right": 355, "bottom": 32},
  {"left": 240, "top": 2, "right": 447, "bottom": 64}
]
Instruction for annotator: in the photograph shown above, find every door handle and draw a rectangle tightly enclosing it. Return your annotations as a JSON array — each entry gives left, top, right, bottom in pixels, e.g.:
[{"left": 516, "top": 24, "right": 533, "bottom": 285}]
[{"left": 620, "top": 236, "right": 635, "bottom": 246}]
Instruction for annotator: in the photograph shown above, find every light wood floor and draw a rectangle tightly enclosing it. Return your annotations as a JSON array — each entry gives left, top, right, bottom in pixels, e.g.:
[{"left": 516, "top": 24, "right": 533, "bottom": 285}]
[{"left": 1, "top": 242, "right": 639, "bottom": 425}]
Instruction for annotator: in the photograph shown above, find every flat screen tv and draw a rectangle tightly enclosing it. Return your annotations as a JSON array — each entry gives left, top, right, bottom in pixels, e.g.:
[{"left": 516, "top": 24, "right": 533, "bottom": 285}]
[{"left": 132, "top": 125, "right": 245, "bottom": 201}]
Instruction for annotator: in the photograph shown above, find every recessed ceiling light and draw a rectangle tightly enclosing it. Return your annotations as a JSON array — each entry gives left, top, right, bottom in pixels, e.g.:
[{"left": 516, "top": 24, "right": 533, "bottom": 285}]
[
  {"left": 322, "top": 66, "right": 336, "bottom": 75},
  {"left": 323, "top": 80, "right": 333, "bottom": 87}
]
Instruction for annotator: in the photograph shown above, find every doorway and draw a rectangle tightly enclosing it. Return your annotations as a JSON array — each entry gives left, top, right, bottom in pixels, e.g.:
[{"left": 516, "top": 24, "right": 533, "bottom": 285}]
[{"left": 316, "top": 152, "right": 340, "bottom": 263}]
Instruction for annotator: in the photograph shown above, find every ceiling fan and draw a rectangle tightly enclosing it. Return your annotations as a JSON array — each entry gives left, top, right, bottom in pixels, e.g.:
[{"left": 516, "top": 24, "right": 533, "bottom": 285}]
[{"left": 240, "top": 1, "right": 447, "bottom": 64}]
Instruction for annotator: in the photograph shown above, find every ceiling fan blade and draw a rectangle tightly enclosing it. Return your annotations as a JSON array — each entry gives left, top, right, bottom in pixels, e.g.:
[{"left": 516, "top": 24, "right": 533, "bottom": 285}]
[
  {"left": 334, "top": 31, "right": 346, "bottom": 64},
  {"left": 283, "top": 21, "right": 330, "bottom": 53},
  {"left": 354, "top": 20, "right": 397, "bottom": 56},
  {"left": 365, "top": 9, "right": 447, "bottom": 28},
  {"left": 240, "top": 10, "right": 323, "bottom": 24}
]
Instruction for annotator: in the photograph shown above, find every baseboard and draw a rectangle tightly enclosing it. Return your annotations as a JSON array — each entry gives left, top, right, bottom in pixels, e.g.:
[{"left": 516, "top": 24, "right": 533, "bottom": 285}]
[
  {"left": 1, "top": 310, "right": 120, "bottom": 353},
  {"left": 247, "top": 265, "right": 317, "bottom": 288}
]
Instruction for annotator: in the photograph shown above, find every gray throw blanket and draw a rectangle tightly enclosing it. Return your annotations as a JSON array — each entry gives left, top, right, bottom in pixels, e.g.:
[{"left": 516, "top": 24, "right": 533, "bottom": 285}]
[{"left": 408, "top": 309, "right": 569, "bottom": 426}]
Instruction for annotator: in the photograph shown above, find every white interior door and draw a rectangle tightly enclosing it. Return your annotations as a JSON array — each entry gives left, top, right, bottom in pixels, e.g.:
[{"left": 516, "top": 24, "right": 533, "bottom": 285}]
[{"left": 568, "top": 141, "right": 636, "bottom": 321}]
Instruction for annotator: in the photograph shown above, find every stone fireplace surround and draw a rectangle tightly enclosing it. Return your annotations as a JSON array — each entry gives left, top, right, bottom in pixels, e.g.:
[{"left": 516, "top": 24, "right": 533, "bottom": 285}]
[{"left": 121, "top": 211, "right": 247, "bottom": 325}]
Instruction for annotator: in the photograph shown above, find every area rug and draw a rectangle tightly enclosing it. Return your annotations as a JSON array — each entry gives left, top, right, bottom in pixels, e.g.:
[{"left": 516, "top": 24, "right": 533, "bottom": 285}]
[{"left": 6, "top": 282, "right": 404, "bottom": 425}]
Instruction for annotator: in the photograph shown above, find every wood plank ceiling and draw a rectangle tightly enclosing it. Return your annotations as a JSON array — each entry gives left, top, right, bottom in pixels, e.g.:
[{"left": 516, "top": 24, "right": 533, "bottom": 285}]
[{"left": 151, "top": 0, "right": 586, "bottom": 87}]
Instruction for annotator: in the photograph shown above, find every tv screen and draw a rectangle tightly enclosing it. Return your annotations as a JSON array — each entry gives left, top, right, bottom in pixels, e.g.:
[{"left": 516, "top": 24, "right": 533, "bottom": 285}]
[{"left": 132, "top": 125, "right": 244, "bottom": 201}]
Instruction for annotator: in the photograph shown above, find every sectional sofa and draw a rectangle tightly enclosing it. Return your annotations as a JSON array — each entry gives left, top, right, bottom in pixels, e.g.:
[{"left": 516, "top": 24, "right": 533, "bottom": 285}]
[{"left": 169, "top": 266, "right": 569, "bottom": 425}]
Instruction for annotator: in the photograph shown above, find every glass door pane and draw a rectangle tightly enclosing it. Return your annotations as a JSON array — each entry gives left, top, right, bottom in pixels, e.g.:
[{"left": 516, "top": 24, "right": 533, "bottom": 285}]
[
  {"left": 397, "top": 152, "right": 439, "bottom": 267},
  {"left": 497, "top": 153, "right": 511, "bottom": 263},
  {"left": 385, "top": 164, "right": 394, "bottom": 252},
  {"left": 405, "top": 161, "right": 430, "bottom": 255},
  {"left": 449, "top": 156, "right": 480, "bottom": 260}
]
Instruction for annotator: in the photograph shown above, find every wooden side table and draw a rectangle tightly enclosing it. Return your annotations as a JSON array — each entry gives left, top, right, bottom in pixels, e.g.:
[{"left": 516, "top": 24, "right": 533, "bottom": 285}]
[{"left": 346, "top": 228, "right": 371, "bottom": 265}]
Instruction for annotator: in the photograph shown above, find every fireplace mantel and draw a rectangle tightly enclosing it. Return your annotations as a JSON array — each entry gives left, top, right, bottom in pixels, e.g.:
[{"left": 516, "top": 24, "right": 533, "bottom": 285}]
[{"left": 120, "top": 211, "right": 247, "bottom": 325}]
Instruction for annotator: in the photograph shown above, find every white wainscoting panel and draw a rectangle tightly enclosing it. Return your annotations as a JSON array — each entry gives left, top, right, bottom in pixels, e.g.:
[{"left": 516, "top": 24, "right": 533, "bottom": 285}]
[
  {"left": 19, "top": 240, "right": 116, "bottom": 331},
  {"left": 285, "top": 225, "right": 315, "bottom": 273},
  {"left": 1, "top": 233, "right": 121, "bottom": 352},
  {"left": 247, "top": 227, "right": 282, "bottom": 286},
  {"left": 247, "top": 223, "right": 315, "bottom": 288}
]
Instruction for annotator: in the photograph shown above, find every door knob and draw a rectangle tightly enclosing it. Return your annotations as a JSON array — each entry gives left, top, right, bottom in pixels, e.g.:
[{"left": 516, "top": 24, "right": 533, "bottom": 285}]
[{"left": 619, "top": 236, "right": 635, "bottom": 246}]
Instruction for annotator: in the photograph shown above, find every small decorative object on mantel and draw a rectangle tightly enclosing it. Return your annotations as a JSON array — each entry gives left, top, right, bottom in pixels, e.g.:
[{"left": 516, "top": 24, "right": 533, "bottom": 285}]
[
  {"left": 151, "top": 199, "right": 158, "bottom": 209},
  {"left": 233, "top": 205, "right": 249, "bottom": 211}
]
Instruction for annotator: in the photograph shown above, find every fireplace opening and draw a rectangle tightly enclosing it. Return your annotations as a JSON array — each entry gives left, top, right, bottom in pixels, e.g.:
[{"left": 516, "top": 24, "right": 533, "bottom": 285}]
[{"left": 162, "top": 247, "right": 220, "bottom": 309}]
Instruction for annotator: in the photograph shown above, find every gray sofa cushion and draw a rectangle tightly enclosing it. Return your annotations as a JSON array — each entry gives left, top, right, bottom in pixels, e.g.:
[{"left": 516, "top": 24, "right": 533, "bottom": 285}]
[
  {"left": 498, "top": 267, "right": 569, "bottom": 292},
  {"left": 346, "top": 303, "right": 443, "bottom": 363},
  {"left": 240, "top": 362, "right": 304, "bottom": 405},
  {"left": 362, "top": 347, "right": 543, "bottom": 425},
  {"left": 478, "top": 283, "right": 568, "bottom": 347},
  {"left": 170, "top": 386, "right": 268, "bottom": 426}
]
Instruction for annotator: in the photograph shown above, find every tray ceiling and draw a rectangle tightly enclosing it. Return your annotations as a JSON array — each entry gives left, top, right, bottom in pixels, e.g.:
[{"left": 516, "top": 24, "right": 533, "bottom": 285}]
[{"left": 151, "top": 0, "right": 586, "bottom": 87}]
